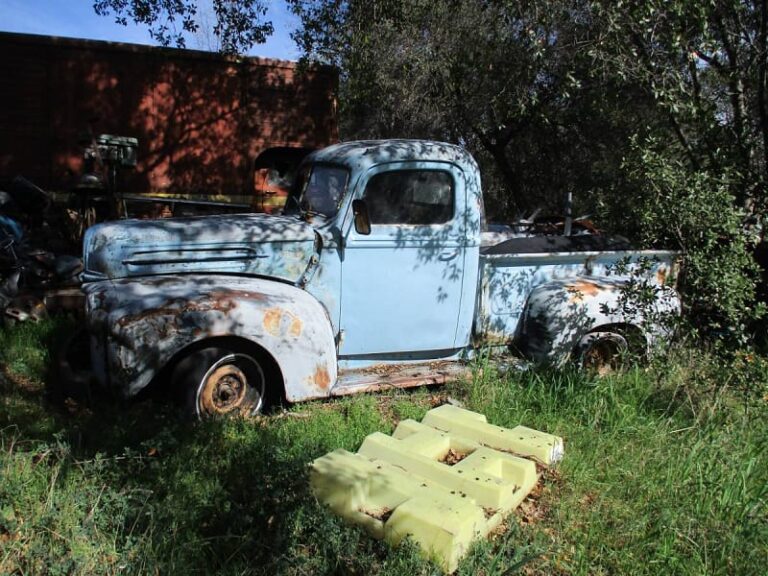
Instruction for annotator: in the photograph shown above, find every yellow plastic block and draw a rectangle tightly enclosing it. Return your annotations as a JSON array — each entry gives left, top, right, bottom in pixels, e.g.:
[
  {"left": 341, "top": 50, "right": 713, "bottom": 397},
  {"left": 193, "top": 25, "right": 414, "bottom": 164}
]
[
  {"left": 385, "top": 494, "right": 485, "bottom": 572},
  {"left": 422, "top": 404, "right": 564, "bottom": 465},
  {"left": 310, "top": 405, "right": 564, "bottom": 573}
]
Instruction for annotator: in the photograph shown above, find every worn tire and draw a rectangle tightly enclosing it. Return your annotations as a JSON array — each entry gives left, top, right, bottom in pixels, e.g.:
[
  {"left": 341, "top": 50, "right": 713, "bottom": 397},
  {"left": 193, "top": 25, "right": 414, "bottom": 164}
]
[
  {"left": 52, "top": 327, "right": 96, "bottom": 404},
  {"left": 173, "top": 346, "right": 268, "bottom": 420},
  {"left": 577, "top": 331, "right": 628, "bottom": 376}
]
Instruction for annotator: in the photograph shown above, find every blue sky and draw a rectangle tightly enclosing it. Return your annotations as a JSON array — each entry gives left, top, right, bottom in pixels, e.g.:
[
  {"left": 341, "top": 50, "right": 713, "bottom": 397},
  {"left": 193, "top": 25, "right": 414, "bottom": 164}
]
[{"left": 0, "top": 0, "right": 300, "bottom": 60}]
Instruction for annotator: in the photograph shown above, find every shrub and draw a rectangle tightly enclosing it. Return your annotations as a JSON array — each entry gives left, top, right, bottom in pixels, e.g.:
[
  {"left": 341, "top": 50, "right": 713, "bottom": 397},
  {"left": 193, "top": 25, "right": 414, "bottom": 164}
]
[{"left": 599, "top": 137, "right": 763, "bottom": 346}]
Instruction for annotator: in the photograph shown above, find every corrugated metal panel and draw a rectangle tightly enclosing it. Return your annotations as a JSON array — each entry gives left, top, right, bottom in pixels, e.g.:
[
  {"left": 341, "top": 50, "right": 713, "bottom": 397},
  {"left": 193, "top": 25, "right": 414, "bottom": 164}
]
[{"left": 311, "top": 404, "right": 563, "bottom": 572}]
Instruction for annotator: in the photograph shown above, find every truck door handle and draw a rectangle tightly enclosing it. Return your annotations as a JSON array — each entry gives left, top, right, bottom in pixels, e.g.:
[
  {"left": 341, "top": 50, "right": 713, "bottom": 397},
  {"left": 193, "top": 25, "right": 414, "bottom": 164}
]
[{"left": 438, "top": 250, "right": 460, "bottom": 261}]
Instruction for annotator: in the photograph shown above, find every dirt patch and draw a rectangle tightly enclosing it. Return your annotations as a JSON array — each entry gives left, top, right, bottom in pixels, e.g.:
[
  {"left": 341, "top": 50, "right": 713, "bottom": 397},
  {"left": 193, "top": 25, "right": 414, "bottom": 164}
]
[
  {"left": 440, "top": 448, "right": 467, "bottom": 465},
  {"left": 359, "top": 363, "right": 402, "bottom": 376},
  {"left": 517, "top": 466, "right": 562, "bottom": 527},
  {"left": 1, "top": 366, "right": 43, "bottom": 395},
  {"left": 483, "top": 506, "right": 497, "bottom": 519},
  {"left": 489, "top": 518, "right": 510, "bottom": 538},
  {"left": 361, "top": 507, "right": 393, "bottom": 523}
]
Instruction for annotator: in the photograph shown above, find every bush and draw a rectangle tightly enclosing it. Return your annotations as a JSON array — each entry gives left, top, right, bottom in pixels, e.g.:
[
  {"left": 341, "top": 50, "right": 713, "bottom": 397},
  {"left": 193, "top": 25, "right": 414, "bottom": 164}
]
[{"left": 599, "top": 136, "right": 763, "bottom": 345}]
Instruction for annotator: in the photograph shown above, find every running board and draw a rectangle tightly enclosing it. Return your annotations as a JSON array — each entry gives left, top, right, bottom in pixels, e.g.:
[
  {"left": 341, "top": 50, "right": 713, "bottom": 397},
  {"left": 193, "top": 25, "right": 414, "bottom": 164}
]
[{"left": 331, "top": 362, "right": 470, "bottom": 397}]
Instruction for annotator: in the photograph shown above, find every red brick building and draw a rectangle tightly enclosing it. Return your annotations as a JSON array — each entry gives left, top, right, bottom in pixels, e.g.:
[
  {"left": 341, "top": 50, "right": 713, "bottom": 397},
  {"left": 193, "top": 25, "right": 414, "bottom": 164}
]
[{"left": 0, "top": 32, "right": 338, "bottom": 200}]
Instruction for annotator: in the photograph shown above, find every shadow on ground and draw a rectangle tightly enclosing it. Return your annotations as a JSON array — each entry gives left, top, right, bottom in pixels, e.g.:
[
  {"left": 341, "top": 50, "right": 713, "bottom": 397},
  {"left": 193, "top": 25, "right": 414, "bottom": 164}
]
[{"left": 0, "top": 316, "right": 437, "bottom": 575}]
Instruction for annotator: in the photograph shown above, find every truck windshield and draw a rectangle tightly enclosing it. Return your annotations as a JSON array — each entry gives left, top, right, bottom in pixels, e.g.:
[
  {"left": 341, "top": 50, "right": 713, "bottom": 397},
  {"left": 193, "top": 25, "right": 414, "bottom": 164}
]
[{"left": 287, "top": 164, "right": 349, "bottom": 218}]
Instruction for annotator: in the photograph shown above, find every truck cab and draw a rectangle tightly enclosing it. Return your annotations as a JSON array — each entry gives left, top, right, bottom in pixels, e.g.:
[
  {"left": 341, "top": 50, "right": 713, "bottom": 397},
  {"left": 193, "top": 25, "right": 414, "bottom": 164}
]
[{"left": 290, "top": 140, "right": 483, "bottom": 360}]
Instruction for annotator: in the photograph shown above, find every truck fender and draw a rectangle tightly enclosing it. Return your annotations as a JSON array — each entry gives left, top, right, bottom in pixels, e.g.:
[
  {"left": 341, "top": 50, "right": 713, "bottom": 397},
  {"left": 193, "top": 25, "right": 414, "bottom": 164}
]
[
  {"left": 88, "top": 275, "right": 337, "bottom": 402},
  {"left": 514, "top": 277, "right": 680, "bottom": 365}
]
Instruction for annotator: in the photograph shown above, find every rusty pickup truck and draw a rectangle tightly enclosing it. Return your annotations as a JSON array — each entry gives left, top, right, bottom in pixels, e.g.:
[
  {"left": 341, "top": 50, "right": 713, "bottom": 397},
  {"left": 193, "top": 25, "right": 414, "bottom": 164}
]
[{"left": 73, "top": 140, "right": 679, "bottom": 418}]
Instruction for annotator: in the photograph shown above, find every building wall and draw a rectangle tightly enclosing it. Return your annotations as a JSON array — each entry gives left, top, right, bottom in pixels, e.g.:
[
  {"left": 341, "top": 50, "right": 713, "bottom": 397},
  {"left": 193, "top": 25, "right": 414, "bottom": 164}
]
[{"left": 0, "top": 32, "right": 338, "bottom": 197}]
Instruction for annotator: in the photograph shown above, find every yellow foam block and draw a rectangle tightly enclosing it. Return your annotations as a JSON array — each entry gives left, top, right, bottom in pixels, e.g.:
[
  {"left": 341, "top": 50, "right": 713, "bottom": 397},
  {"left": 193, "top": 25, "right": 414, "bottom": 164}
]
[
  {"left": 310, "top": 405, "right": 564, "bottom": 572},
  {"left": 422, "top": 404, "right": 565, "bottom": 465},
  {"left": 385, "top": 494, "right": 485, "bottom": 572}
]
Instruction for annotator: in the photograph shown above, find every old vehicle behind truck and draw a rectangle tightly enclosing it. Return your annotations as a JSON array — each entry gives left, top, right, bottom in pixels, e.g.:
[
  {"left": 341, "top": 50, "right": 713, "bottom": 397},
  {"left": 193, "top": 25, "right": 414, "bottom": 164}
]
[{"left": 70, "top": 140, "right": 679, "bottom": 418}]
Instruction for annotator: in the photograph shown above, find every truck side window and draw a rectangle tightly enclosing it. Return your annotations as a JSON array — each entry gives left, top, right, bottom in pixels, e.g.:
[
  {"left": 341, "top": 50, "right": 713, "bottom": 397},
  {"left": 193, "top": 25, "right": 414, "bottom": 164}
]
[{"left": 363, "top": 170, "right": 454, "bottom": 225}]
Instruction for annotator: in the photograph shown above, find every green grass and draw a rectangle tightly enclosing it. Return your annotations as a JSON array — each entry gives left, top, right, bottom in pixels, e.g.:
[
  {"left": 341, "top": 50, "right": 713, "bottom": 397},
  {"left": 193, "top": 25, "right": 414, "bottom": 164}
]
[{"left": 1, "top": 318, "right": 767, "bottom": 575}]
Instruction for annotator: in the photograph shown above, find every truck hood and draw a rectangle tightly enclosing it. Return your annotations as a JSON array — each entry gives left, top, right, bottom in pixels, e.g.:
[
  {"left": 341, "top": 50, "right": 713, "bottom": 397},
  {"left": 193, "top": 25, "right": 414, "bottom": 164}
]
[{"left": 82, "top": 213, "right": 318, "bottom": 283}]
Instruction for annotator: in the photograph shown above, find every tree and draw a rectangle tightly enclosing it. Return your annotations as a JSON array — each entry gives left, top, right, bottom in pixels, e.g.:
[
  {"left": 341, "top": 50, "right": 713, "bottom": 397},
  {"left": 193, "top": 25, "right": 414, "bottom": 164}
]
[
  {"left": 288, "top": 0, "right": 765, "bottom": 338},
  {"left": 589, "top": 0, "right": 768, "bottom": 339},
  {"left": 95, "top": 0, "right": 768, "bottom": 339},
  {"left": 591, "top": 0, "right": 768, "bottom": 216},
  {"left": 92, "top": 0, "right": 273, "bottom": 54},
  {"left": 287, "top": 0, "right": 667, "bottom": 220}
]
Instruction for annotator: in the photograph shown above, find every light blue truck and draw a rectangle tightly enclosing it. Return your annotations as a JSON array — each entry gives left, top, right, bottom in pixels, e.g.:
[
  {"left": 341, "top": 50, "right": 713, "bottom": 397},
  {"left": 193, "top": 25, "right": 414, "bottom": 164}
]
[{"left": 73, "top": 140, "right": 679, "bottom": 418}]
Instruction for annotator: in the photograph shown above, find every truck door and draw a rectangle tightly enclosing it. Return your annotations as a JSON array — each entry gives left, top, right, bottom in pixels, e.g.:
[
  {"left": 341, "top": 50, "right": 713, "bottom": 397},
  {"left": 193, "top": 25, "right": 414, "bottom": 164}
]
[{"left": 339, "top": 162, "right": 468, "bottom": 356}]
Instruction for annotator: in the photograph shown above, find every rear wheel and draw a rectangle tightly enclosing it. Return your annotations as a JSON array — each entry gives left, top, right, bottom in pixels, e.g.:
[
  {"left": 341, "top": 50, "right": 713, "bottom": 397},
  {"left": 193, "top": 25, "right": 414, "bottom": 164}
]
[
  {"left": 173, "top": 347, "right": 268, "bottom": 420},
  {"left": 577, "top": 331, "right": 628, "bottom": 376}
]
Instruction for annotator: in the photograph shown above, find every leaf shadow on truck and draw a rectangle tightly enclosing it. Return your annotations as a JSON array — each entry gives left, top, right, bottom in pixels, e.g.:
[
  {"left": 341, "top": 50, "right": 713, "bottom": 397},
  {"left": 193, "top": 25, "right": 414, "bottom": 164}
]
[{"left": 62, "top": 140, "right": 680, "bottom": 419}]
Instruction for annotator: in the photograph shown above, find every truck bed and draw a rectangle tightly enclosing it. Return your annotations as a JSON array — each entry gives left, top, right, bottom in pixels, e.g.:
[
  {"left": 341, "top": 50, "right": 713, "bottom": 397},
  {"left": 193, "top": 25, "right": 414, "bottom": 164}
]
[
  {"left": 480, "top": 234, "right": 632, "bottom": 255},
  {"left": 477, "top": 238, "right": 678, "bottom": 350}
]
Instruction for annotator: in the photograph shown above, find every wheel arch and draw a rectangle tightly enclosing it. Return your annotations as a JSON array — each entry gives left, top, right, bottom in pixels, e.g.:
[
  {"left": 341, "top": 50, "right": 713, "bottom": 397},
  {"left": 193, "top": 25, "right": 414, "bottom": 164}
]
[
  {"left": 579, "top": 322, "right": 649, "bottom": 356},
  {"left": 156, "top": 335, "right": 286, "bottom": 403},
  {"left": 96, "top": 275, "right": 338, "bottom": 403},
  {"left": 516, "top": 278, "right": 661, "bottom": 366},
  {"left": 569, "top": 322, "right": 654, "bottom": 375}
]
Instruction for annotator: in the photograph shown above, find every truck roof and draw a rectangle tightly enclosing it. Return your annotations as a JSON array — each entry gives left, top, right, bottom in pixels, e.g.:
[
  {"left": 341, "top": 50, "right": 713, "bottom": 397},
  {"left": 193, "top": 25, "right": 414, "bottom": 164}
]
[{"left": 306, "top": 139, "right": 477, "bottom": 172}]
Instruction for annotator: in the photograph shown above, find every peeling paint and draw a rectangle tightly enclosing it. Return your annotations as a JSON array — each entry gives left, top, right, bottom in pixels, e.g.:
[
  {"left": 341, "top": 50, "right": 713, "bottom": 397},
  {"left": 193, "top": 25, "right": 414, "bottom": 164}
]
[
  {"left": 207, "top": 289, "right": 269, "bottom": 303},
  {"left": 81, "top": 274, "right": 338, "bottom": 400},
  {"left": 567, "top": 280, "right": 603, "bottom": 302},
  {"left": 263, "top": 308, "right": 283, "bottom": 336},
  {"left": 116, "top": 296, "right": 238, "bottom": 328},
  {"left": 116, "top": 306, "right": 181, "bottom": 328},
  {"left": 290, "top": 316, "right": 303, "bottom": 338},
  {"left": 82, "top": 213, "right": 317, "bottom": 284},
  {"left": 263, "top": 307, "right": 303, "bottom": 338},
  {"left": 186, "top": 297, "right": 238, "bottom": 314},
  {"left": 314, "top": 365, "right": 331, "bottom": 390}
]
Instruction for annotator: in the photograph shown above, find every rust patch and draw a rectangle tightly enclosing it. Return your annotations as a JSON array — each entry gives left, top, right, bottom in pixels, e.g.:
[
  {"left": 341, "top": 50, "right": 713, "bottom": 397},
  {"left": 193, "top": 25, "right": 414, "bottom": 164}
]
[
  {"left": 313, "top": 365, "right": 331, "bottom": 390},
  {"left": 116, "top": 306, "right": 182, "bottom": 327},
  {"left": 263, "top": 308, "right": 302, "bottom": 338},
  {"left": 358, "top": 363, "right": 403, "bottom": 376},
  {"left": 207, "top": 289, "right": 269, "bottom": 303},
  {"left": 289, "top": 316, "right": 303, "bottom": 338},
  {"left": 186, "top": 297, "right": 237, "bottom": 314},
  {"left": 330, "top": 373, "right": 453, "bottom": 396},
  {"left": 117, "top": 295, "right": 240, "bottom": 328},
  {"left": 567, "top": 280, "right": 603, "bottom": 302},
  {"left": 263, "top": 308, "right": 283, "bottom": 336}
]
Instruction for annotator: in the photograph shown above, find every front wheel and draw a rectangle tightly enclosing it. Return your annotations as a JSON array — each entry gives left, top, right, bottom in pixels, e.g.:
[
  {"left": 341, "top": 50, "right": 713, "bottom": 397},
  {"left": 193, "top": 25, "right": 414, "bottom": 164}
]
[{"left": 173, "top": 347, "right": 267, "bottom": 420}]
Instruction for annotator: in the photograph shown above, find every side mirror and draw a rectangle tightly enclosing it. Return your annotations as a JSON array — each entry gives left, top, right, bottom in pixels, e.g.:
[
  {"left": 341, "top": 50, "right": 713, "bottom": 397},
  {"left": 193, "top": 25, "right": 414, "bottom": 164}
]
[{"left": 352, "top": 199, "right": 371, "bottom": 235}]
